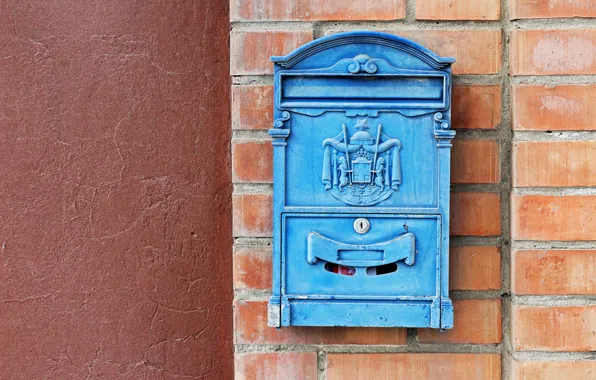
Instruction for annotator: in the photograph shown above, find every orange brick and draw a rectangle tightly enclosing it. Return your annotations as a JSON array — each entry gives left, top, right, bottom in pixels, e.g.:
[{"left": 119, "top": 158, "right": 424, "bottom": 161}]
[
  {"left": 418, "top": 299, "right": 502, "bottom": 344},
  {"left": 512, "top": 85, "right": 596, "bottom": 131},
  {"left": 416, "top": 0, "right": 500, "bottom": 20},
  {"left": 234, "top": 300, "right": 407, "bottom": 345},
  {"left": 511, "top": 30, "right": 596, "bottom": 75},
  {"left": 327, "top": 353, "right": 501, "bottom": 380},
  {"left": 233, "top": 247, "right": 272, "bottom": 290},
  {"left": 233, "top": 193, "right": 272, "bottom": 237},
  {"left": 231, "top": 31, "right": 313, "bottom": 75},
  {"left": 511, "top": 195, "right": 596, "bottom": 241},
  {"left": 512, "top": 305, "right": 596, "bottom": 351},
  {"left": 232, "top": 85, "right": 274, "bottom": 130},
  {"left": 387, "top": 30, "right": 502, "bottom": 75},
  {"left": 450, "top": 192, "right": 501, "bottom": 236},
  {"left": 233, "top": 140, "right": 273, "bottom": 183},
  {"left": 235, "top": 352, "right": 318, "bottom": 380},
  {"left": 512, "top": 250, "right": 596, "bottom": 295},
  {"left": 231, "top": 0, "right": 405, "bottom": 21},
  {"left": 511, "top": 0, "right": 596, "bottom": 19},
  {"left": 452, "top": 139, "right": 500, "bottom": 184},
  {"left": 511, "top": 360, "right": 596, "bottom": 380},
  {"left": 450, "top": 246, "right": 501, "bottom": 290},
  {"left": 513, "top": 141, "right": 596, "bottom": 187},
  {"left": 452, "top": 85, "right": 502, "bottom": 129}
]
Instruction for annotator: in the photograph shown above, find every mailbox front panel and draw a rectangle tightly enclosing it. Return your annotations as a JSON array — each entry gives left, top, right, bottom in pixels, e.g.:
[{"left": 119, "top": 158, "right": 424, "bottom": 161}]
[
  {"left": 285, "top": 112, "right": 439, "bottom": 208},
  {"left": 268, "top": 32, "right": 456, "bottom": 329}
]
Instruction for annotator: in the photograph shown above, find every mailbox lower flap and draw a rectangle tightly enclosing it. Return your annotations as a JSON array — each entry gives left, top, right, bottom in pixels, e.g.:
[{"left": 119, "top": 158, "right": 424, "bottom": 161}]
[
  {"left": 307, "top": 231, "right": 416, "bottom": 267},
  {"left": 283, "top": 214, "right": 440, "bottom": 297}
]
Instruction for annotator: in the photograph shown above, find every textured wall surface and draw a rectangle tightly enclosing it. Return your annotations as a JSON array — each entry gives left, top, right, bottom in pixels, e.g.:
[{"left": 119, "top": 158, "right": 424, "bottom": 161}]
[
  {"left": 0, "top": 1, "right": 233, "bottom": 378},
  {"left": 231, "top": 0, "right": 596, "bottom": 379}
]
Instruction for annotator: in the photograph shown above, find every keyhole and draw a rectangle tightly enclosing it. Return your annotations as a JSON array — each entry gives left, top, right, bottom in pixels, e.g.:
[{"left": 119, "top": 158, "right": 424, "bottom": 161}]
[{"left": 353, "top": 218, "right": 370, "bottom": 234}]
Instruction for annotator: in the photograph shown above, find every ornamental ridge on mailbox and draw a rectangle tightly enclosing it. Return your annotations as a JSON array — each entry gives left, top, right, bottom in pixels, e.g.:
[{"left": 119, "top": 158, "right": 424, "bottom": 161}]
[{"left": 268, "top": 31, "right": 456, "bottom": 329}]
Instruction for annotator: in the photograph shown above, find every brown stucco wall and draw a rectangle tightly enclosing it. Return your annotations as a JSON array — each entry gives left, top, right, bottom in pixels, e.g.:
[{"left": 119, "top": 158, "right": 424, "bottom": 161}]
[{"left": 0, "top": 2, "right": 232, "bottom": 378}]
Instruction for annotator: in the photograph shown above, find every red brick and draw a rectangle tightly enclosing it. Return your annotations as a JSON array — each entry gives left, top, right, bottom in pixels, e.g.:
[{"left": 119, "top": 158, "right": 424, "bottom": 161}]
[
  {"left": 452, "top": 139, "right": 500, "bottom": 184},
  {"left": 233, "top": 247, "right": 272, "bottom": 290},
  {"left": 416, "top": 0, "right": 500, "bottom": 20},
  {"left": 511, "top": 0, "right": 596, "bottom": 19},
  {"left": 513, "top": 141, "right": 596, "bottom": 187},
  {"left": 231, "top": 0, "right": 405, "bottom": 21},
  {"left": 452, "top": 85, "right": 502, "bottom": 130},
  {"left": 327, "top": 353, "right": 501, "bottom": 380},
  {"left": 511, "top": 360, "right": 596, "bottom": 380},
  {"left": 450, "top": 246, "right": 501, "bottom": 290},
  {"left": 511, "top": 30, "right": 596, "bottom": 75},
  {"left": 388, "top": 30, "right": 503, "bottom": 75},
  {"left": 512, "top": 305, "right": 596, "bottom": 351},
  {"left": 512, "top": 85, "right": 596, "bottom": 131},
  {"left": 512, "top": 250, "right": 596, "bottom": 295},
  {"left": 232, "top": 85, "right": 274, "bottom": 130},
  {"left": 450, "top": 192, "right": 501, "bottom": 236},
  {"left": 233, "top": 193, "right": 272, "bottom": 237},
  {"left": 234, "top": 300, "right": 407, "bottom": 345},
  {"left": 233, "top": 140, "right": 273, "bottom": 183},
  {"left": 231, "top": 31, "right": 313, "bottom": 75},
  {"left": 511, "top": 195, "right": 596, "bottom": 241},
  {"left": 418, "top": 299, "right": 502, "bottom": 344},
  {"left": 235, "top": 352, "right": 318, "bottom": 380}
]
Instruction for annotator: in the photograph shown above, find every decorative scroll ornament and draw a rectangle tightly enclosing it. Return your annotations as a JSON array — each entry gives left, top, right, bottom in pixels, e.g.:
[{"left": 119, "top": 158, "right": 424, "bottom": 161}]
[
  {"left": 433, "top": 112, "right": 450, "bottom": 130},
  {"left": 322, "top": 119, "right": 402, "bottom": 206},
  {"left": 347, "top": 54, "right": 378, "bottom": 74},
  {"left": 270, "top": 111, "right": 291, "bottom": 146},
  {"left": 273, "top": 111, "right": 291, "bottom": 128},
  {"left": 433, "top": 112, "right": 455, "bottom": 147}
]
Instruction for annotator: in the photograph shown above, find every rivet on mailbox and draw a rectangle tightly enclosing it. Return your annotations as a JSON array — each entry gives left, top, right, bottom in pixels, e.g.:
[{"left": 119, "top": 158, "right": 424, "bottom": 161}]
[{"left": 268, "top": 31, "right": 456, "bottom": 329}]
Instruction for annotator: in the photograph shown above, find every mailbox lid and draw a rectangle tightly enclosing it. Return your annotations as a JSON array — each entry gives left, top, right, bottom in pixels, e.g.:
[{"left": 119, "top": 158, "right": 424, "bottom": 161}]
[{"left": 282, "top": 213, "right": 441, "bottom": 298}]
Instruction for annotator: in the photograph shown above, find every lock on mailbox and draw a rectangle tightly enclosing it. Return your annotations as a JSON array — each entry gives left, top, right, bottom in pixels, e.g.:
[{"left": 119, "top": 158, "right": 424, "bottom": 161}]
[{"left": 268, "top": 31, "right": 456, "bottom": 329}]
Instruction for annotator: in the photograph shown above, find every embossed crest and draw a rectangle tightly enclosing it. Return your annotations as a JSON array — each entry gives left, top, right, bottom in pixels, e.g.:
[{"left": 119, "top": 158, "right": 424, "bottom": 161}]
[{"left": 322, "top": 119, "right": 402, "bottom": 206}]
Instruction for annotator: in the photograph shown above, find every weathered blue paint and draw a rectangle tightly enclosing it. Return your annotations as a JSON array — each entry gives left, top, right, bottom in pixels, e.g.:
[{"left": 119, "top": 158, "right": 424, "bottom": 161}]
[{"left": 268, "top": 31, "right": 455, "bottom": 329}]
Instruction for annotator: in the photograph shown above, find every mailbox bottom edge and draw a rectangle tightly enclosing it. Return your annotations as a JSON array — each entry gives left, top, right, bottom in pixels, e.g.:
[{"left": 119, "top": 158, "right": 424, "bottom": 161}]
[{"left": 283, "top": 299, "right": 452, "bottom": 328}]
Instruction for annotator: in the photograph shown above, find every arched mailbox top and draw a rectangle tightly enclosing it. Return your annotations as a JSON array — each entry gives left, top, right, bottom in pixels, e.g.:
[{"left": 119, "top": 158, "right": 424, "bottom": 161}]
[
  {"left": 270, "top": 31, "right": 457, "bottom": 118},
  {"left": 271, "top": 31, "right": 455, "bottom": 70}
]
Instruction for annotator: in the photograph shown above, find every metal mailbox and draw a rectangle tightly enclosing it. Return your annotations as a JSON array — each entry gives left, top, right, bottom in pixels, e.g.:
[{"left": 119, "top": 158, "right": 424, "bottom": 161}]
[{"left": 268, "top": 31, "right": 456, "bottom": 329}]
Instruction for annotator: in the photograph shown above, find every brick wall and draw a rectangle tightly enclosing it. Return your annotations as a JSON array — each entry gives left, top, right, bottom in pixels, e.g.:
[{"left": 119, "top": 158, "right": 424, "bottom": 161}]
[{"left": 230, "top": 1, "right": 596, "bottom": 379}]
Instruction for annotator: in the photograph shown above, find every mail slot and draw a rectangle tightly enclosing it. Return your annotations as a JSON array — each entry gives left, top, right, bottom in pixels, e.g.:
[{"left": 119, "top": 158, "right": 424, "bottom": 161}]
[{"left": 268, "top": 31, "right": 456, "bottom": 329}]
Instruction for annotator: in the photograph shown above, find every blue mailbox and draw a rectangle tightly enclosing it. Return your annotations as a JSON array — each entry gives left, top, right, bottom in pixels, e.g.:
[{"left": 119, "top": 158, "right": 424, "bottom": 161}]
[{"left": 268, "top": 31, "right": 456, "bottom": 329}]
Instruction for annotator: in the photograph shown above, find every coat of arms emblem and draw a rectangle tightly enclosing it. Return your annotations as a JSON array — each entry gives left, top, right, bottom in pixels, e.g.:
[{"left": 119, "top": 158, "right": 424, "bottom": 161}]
[{"left": 322, "top": 119, "right": 402, "bottom": 206}]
